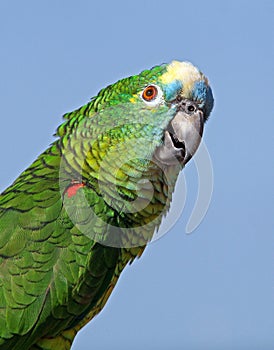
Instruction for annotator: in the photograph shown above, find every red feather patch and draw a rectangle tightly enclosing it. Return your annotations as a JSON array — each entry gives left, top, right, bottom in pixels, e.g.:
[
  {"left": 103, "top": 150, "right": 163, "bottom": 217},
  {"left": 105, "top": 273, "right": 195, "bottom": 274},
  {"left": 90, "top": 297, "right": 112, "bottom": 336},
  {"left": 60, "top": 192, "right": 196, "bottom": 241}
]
[{"left": 65, "top": 181, "right": 85, "bottom": 198}]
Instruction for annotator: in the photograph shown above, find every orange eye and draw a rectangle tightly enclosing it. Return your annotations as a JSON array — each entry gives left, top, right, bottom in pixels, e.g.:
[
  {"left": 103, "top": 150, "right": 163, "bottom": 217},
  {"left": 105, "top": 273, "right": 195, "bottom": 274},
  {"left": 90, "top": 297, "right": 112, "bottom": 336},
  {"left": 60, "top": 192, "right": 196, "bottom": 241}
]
[{"left": 142, "top": 85, "right": 158, "bottom": 101}]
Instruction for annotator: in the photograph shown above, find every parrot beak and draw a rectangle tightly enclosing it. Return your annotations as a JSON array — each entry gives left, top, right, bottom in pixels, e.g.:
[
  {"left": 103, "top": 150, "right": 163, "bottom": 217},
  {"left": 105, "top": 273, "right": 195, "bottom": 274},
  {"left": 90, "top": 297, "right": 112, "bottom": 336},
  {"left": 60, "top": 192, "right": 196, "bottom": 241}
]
[{"left": 154, "top": 99, "right": 204, "bottom": 166}]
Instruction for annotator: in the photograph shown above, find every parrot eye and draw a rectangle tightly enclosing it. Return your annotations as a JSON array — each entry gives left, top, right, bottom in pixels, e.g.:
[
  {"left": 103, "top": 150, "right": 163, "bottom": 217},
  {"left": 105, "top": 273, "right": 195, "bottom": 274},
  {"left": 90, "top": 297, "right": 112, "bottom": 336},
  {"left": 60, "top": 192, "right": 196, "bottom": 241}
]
[
  {"left": 142, "top": 85, "right": 158, "bottom": 101},
  {"left": 140, "top": 84, "right": 163, "bottom": 107}
]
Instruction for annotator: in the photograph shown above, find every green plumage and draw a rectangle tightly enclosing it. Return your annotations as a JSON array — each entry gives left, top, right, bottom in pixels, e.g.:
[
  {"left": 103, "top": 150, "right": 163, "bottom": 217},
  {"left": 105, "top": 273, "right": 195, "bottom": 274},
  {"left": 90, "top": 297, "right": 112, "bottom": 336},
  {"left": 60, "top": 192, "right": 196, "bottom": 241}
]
[{"left": 0, "top": 61, "right": 213, "bottom": 349}]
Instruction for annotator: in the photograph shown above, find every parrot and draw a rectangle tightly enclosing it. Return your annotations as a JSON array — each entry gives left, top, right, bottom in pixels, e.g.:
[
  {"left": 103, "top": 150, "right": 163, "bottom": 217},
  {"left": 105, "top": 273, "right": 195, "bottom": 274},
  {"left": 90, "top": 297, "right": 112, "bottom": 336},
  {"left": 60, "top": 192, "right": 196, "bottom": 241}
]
[{"left": 0, "top": 60, "right": 213, "bottom": 349}]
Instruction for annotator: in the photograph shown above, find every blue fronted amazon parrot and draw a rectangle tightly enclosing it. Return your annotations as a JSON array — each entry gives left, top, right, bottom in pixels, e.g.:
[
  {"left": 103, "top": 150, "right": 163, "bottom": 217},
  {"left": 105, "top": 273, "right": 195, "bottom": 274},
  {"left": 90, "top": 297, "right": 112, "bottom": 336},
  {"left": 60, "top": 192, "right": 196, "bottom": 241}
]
[{"left": 0, "top": 61, "right": 214, "bottom": 349}]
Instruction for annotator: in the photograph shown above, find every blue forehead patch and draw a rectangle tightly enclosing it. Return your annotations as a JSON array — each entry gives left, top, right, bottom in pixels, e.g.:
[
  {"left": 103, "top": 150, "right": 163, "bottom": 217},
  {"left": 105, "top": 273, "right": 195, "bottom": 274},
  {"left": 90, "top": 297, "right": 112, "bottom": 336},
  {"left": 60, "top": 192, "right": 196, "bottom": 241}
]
[
  {"left": 193, "top": 80, "right": 214, "bottom": 117},
  {"left": 163, "top": 80, "right": 182, "bottom": 101},
  {"left": 161, "top": 79, "right": 213, "bottom": 118},
  {"left": 193, "top": 81, "right": 208, "bottom": 105}
]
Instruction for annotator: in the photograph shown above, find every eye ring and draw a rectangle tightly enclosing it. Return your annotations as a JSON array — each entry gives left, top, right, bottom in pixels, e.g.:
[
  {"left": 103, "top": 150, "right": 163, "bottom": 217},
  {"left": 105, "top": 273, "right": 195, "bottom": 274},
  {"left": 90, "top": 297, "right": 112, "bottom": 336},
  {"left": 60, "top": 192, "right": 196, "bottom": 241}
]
[{"left": 142, "top": 85, "right": 158, "bottom": 102}]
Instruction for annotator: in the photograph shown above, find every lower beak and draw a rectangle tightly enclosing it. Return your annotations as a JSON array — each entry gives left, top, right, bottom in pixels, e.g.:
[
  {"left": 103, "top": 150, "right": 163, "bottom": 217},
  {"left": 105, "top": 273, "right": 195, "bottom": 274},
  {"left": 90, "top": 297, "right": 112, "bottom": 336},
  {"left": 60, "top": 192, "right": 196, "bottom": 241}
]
[{"left": 154, "top": 109, "right": 204, "bottom": 166}]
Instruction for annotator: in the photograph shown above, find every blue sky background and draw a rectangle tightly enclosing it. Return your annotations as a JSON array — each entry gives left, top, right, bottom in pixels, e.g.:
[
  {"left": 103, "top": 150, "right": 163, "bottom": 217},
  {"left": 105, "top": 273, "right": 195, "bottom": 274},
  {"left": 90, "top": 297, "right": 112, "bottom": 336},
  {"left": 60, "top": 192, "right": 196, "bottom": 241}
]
[{"left": 0, "top": 1, "right": 273, "bottom": 349}]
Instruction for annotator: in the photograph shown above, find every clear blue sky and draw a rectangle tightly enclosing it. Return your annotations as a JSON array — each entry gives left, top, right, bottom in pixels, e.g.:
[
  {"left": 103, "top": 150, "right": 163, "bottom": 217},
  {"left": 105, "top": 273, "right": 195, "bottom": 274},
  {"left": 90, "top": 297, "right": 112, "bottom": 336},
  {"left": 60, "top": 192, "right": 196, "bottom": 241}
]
[{"left": 0, "top": 1, "right": 273, "bottom": 349}]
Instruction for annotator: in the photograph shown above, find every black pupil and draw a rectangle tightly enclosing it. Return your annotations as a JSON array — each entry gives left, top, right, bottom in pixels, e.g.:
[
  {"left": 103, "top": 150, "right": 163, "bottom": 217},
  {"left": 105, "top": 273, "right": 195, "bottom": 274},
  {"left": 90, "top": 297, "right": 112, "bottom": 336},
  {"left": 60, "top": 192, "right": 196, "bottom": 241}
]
[{"left": 146, "top": 88, "right": 154, "bottom": 96}]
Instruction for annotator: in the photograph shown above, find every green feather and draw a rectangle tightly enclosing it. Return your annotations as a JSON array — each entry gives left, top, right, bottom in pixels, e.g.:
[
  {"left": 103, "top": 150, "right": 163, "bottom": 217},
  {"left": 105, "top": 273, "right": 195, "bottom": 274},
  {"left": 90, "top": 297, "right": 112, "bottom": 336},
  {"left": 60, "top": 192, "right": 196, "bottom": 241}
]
[{"left": 0, "top": 61, "right": 213, "bottom": 349}]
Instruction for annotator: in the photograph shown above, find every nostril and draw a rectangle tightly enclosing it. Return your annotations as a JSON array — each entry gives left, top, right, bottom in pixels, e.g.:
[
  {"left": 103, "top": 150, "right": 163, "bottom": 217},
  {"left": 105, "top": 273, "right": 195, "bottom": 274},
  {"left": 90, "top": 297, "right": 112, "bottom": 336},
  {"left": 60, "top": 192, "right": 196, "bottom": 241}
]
[
  {"left": 176, "top": 99, "right": 197, "bottom": 114},
  {"left": 187, "top": 104, "right": 195, "bottom": 113}
]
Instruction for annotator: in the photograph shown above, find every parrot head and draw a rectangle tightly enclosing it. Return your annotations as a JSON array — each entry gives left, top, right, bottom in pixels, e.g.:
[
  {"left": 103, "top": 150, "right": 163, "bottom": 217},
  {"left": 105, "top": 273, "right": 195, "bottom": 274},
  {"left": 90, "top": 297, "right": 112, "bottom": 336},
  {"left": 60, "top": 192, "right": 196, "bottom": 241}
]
[
  {"left": 151, "top": 60, "right": 213, "bottom": 166},
  {"left": 85, "top": 60, "right": 214, "bottom": 168}
]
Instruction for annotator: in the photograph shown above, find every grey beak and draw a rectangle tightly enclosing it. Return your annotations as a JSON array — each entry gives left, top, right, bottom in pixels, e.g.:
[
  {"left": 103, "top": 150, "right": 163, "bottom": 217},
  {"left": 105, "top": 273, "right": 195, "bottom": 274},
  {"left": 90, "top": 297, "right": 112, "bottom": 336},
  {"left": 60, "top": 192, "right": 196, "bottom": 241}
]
[
  {"left": 154, "top": 106, "right": 204, "bottom": 166},
  {"left": 170, "top": 109, "right": 204, "bottom": 164}
]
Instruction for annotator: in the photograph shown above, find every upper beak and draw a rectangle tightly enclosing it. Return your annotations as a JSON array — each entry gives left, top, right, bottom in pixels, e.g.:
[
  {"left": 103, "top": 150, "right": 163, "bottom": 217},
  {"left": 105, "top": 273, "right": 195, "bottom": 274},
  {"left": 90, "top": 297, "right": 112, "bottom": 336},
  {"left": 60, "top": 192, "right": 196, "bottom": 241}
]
[{"left": 154, "top": 100, "right": 204, "bottom": 166}]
